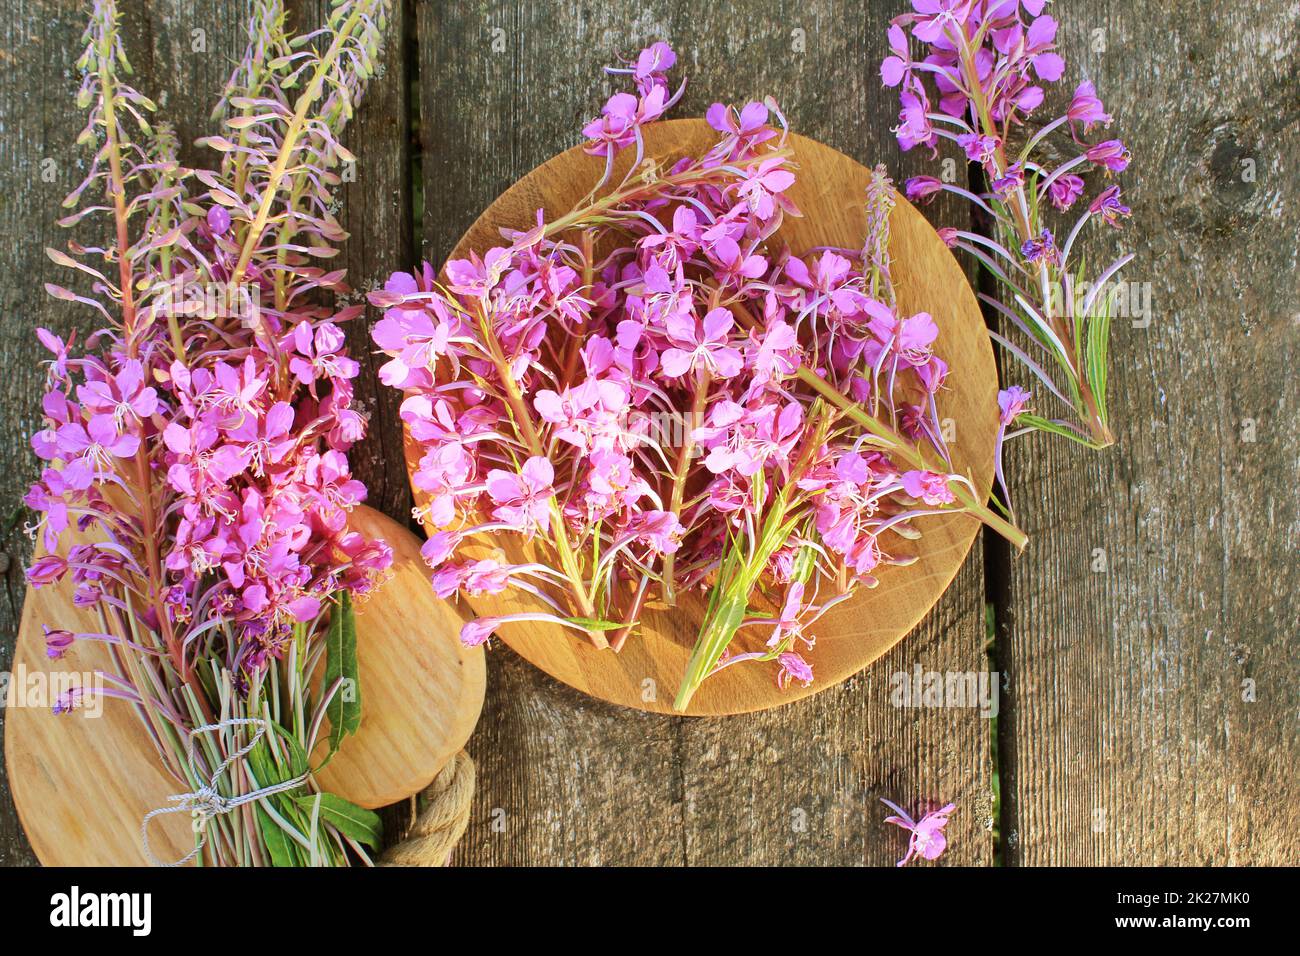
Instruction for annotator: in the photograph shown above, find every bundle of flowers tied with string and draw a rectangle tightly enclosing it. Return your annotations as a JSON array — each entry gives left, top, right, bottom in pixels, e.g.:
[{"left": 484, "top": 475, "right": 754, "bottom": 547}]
[{"left": 25, "top": 0, "right": 395, "bottom": 865}]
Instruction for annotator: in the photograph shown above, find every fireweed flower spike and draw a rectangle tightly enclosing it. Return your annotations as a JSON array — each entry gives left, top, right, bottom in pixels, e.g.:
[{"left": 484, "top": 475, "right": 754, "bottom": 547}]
[
  {"left": 880, "top": 798, "right": 956, "bottom": 866},
  {"left": 26, "top": 0, "right": 393, "bottom": 866},
  {"left": 881, "top": 0, "right": 1136, "bottom": 449},
  {"left": 374, "top": 42, "right": 1027, "bottom": 712}
]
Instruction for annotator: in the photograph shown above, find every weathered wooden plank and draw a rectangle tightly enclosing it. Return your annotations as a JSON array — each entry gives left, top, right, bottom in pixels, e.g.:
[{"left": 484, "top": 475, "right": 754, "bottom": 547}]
[
  {"left": 999, "top": 0, "right": 1300, "bottom": 865},
  {"left": 0, "top": 0, "right": 413, "bottom": 863},
  {"left": 0, "top": 0, "right": 95, "bottom": 869},
  {"left": 420, "top": 0, "right": 992, "bottom": 866}
]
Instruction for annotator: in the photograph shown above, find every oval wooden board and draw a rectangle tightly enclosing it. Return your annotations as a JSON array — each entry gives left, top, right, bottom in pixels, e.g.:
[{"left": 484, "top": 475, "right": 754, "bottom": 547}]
[
  {"left": 405, "top": 118, "right": 996, "bottom": 716},
  {"left": 3, "top": 505, "right": 485, "bottom": 866}
]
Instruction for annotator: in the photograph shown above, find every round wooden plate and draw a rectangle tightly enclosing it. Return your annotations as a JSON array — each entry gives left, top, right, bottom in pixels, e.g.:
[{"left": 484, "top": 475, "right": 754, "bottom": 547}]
[
  {"left": 405, "top": 119, "right": 996, "bottom": 716},
  {"left": 3, "top": 505, "right": 485, "bottom": 866}
]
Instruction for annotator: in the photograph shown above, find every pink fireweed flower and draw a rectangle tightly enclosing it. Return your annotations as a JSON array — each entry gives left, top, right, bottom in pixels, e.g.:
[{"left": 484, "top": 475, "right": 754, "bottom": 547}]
[
  {"left": 460, "top": 618, "right": 497, "bottom": 647},
  {"left": 1020, "top": 228, "right": 1060, "bottom": 266},
  {"left": 706, "top": 100, "right": 769, "bottom": 140},
  {"left": 36, "top": 327, "right": 73, "bottom": 381},
  {"left": 289, "top": 321, "right": 359, "bottom": 386},
  {"left": 1048, "top": 173, "right": 1085, "bottom": 211},
  {"left": 881, "top": 799, "right": 956, "bottom": 866},
  {"left": 732, "top": 157, "right": 796, "bottom": 221},
  {"left": 621, "top": 510, "right": 684, "bottom": 554},
  {"left": 485, "top": 456, "right": 556, "bottom": 535},
  {"left": 372, "top": 298, "right": 455, "bottom": 387},
  {"left": 444, "top": 246, "right": 513, "bottom": 298},
  {"left": 44, "top": 626, "right": 75, "bottom": 660},
  {"left": 582, "top": 83, "right": 671, "bottom": 157},
  {"left": 76, "top": 359, "right": 158, "bottom": 427},
  {"left": 1068, "top": 80, "right": 1112, "bottom": 134},
  {"left": 1086, "top": 139, "right": 1131, "bottom": 173},
  {"left": 767, "top": 581, "right": 805, "bottom": 647},
  {"left": 893, "top": 89, "right": 938, "bottom": 154},
  {"left": 901, "top": 469, "right": 955, "bottom": 506},
  {"left": 1089, "top": 185, "right": 1131, "bottom": 227},
  {"left": 998, "top": 385, "right": 1032, "bottom": 425},
  {"left": 27, "top": 554, "right": 68, "bottom": 587},
  {"left": 57, "top": 415, "right": 140, "bottom": 482},
  {"left": 776, "top": 651, "right": 813, "bottom": 689},
  {"left": 53, "top": 685, "right": 88, "bottom": 715},
  {"left": 660, "top": 308, "right": 744, "bottom": 379},
  {"left": 784, "top": 251, "right": 866, "bottom": 317},
  {"left": 903, "top": 176, "right": 944, "bottom": 203},
  {"left": 865, "top": 306, "right": 939, "bottom": 368},
  {"left": 533, "top": 377, "right": 629, "bottom": 453},
  {"left": 956, "top": 132, "right": 1000, "bottom": 165},
  {"left": 991, "top": 162, "right": 1025, "bottom": 196}
]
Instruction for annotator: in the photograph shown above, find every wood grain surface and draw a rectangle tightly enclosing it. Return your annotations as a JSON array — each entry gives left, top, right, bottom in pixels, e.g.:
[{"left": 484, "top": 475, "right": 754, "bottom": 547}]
[
  {"left": 410, "top": 119, "right": 998, "bottom": 716},
  {"left": 0, "top": 0, "right": 1295, "bottom": 867},
  {"left": 3, "top": 505, "right": 485, "bottom": 865},
  {"left": 994, "top": 0, "right": 1300, "bottom": 866}
]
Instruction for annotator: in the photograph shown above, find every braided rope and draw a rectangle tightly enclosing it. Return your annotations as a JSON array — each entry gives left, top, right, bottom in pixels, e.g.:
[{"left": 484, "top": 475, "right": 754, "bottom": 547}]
[{"left": 379, "top": 750, "right": 476, "bottom": 867}]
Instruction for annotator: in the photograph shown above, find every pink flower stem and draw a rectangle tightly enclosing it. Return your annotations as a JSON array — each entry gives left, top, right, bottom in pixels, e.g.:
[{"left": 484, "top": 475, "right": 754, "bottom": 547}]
[
  {"left": 472, "top": 302, "right": 604, "bottom": 645},
  {"left": 949, "top": 22, "right": 1113, "bottom": 448},
  {"left": 97, "top": 53, "right": 197, "bottom": 693},
  {"left": 661, "top": 365, "right": 710, "bottom": 604}
]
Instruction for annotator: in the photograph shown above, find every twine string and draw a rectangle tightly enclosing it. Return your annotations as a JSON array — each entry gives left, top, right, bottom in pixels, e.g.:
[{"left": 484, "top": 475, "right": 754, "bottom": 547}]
[{"left": 141, "top": 717, "right": 308, "bottom": 867}]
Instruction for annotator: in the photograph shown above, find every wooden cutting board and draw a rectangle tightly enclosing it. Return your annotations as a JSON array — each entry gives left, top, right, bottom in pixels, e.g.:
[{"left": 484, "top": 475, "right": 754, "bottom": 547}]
[
  {"left": 404, "top": 118, "right": 997, "bottom": 716},
  {"left": 3, "top": 505, "right": 485, "bottom": 866}
]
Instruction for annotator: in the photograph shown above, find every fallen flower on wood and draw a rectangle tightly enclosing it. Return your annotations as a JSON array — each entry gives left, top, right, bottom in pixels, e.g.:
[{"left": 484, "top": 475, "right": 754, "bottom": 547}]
[{"left": 881, "top": 797, "right": 957, "bottom": 866}]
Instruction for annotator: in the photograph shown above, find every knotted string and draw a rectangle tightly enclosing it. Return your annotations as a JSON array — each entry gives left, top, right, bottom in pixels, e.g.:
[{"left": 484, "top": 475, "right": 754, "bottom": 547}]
[{"left": 141, "top": 718, "right": 308, "bottom": 867}]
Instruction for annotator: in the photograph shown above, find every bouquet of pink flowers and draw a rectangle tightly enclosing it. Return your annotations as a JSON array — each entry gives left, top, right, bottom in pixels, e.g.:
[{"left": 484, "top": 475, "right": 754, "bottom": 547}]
[
  {"left": 882, "top": 0, "right": 1134, "bottom": 450},
  {"left": 371, "top": 41, "right": 1039, "bottom": 711},
  {"left": 26, "top": 0, "right": 393, "bottom": 865}
]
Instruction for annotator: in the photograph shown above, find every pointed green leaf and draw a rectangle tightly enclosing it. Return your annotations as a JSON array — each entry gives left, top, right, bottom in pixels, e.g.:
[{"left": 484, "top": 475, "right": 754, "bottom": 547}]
[
  {"left": 294, "top": 792, "right": 382, "bottom": 849},
  {"left": 325, "top": 590, "right": 361, "bottom": 756},
  {"left": 256, "top": 804, "right": 300, "bottom": 867}
]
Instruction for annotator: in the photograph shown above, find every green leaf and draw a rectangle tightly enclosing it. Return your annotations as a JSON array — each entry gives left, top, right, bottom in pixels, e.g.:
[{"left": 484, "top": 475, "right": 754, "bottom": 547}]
[
  {"left": 1085, "top": 287, "right": 1113, "bottom": 426},
  {"left": 325, "top": 590, "right": 361, "bottom": 756},
  {"left": 563, "top": 616, "right": 628, "bottom": 632},
  {"left": 294, "top": 792, "right": 383, "bottom": 849},
  {"left": 1018, "top": 414, "right": 1100, "bottom": 448},
  {"left": 256, "top": 804, "right": 301, "bottom": 867}
]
